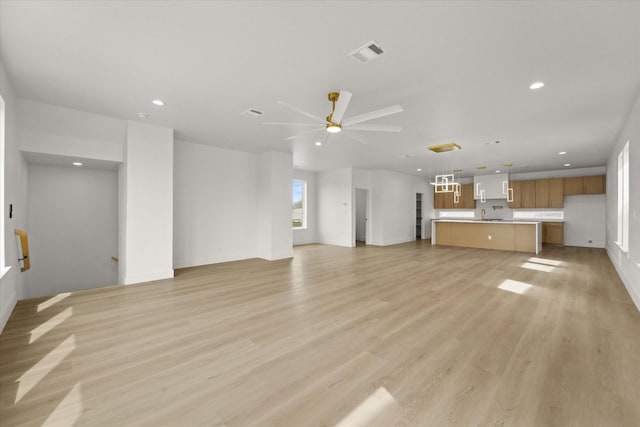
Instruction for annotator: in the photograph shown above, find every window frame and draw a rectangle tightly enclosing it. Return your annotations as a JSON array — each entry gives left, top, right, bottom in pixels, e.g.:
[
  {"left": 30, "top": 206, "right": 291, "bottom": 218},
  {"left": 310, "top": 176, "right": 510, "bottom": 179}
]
[
  {"left": 292, "top": 179, "right": 307, "bottom": 229},
  {"left": 616, "top": 140, "right": 630, "bottom": 253},
  {"left": 0, "top": 94, "right": 7, "bottom": 277}
]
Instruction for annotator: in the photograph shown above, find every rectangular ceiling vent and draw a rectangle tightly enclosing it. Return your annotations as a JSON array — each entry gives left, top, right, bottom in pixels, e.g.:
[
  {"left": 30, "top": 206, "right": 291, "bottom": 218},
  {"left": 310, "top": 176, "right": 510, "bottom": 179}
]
[
  {"left": 349, "top": 40, "right": 386, "bottom": 63},
  {"left": 241, "top": 108, "right": 263, "bottom": 117}
]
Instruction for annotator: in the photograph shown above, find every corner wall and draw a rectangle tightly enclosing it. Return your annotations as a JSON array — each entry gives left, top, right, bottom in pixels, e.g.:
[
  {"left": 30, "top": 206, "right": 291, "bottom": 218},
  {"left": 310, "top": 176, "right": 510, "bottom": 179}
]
[
  {"left": 0, "top": 60, "right": 28, "bottom": 332},
  {"left": 606, "top": 88, "right": 640, "bottom": 309},
  {"left": 120, "top": 121, "right": 174, "bottom": 284}
]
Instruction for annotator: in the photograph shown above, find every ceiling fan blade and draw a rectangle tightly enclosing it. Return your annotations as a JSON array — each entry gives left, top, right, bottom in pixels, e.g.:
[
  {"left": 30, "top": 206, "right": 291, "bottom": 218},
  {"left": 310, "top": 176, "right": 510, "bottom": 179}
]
[
  {"left": 277, "top": 101, "right": 326, "bottom": 124},
  {"left": 262, "top": 122, "right": 320, "bottom": 127},
  {"left": 341, "top": 132, "right": 368, "bottom": 145},
  {"left": 331, "top": 91, "right": 352, "bottom": 124},
  {"left": 341, "top": 105, "right": 403, "bottom": 127},
  {"left": 284, "top": 127, "right": 325, "bottom": 141},
  {"left": 345, "top": 124, "right": 402, "bottom": 132}
]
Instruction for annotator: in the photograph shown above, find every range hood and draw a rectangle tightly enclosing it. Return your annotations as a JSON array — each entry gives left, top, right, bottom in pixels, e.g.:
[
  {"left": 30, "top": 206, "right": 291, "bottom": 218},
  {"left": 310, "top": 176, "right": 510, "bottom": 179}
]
[{"left": 473, "top": 173, "right": 511, "bottom": 201}]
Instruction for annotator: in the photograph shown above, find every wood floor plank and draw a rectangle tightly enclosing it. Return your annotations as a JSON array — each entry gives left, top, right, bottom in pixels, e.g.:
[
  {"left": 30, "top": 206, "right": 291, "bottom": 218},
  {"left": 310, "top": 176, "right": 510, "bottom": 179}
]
[{"left": 1, "top": 242, "right": 639, "bottom": 426}]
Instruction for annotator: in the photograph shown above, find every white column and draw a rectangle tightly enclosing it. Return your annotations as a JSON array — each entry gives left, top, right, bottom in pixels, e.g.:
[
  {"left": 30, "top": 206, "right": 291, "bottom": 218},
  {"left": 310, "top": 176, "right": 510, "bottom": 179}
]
[
  {"left": 256, "top": 151, "right": 293, "bottom": 260},
  {"left": 119, "top": 121, "right": 173, "bottom": 284}
]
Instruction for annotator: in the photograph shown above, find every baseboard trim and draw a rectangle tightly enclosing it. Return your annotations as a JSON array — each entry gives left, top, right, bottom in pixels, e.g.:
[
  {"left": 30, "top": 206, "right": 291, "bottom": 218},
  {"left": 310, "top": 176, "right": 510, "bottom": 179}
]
[
  {"left": 607, "top": 246, "right": 640, "bottom": 311},
  {"left": 124, "top": 269, "right": 174, "bottom": 285}
]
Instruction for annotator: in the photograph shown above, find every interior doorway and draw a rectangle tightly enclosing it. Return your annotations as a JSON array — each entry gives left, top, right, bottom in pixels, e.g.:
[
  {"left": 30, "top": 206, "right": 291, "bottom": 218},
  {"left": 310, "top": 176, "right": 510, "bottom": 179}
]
[
  {"left": 355, "top": 188, "right": 368, "bottom": 245},
  {"left": 416, "top": 193, "right": 423, "bottom": 239}
]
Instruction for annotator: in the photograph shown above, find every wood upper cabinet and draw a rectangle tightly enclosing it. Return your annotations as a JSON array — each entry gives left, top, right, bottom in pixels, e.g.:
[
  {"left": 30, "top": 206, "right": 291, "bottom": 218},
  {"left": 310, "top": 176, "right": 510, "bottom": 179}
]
[
  {"left": 508, "top": 181, "right": 522, "bottom": 208},
  {"left": 461, "top": 184, "right": 476, "bottom": 209},
  {"left": 535, "top": 179, "right": 549, "bottom": 207},
  {"left": 564, "top": 177, "right": 583, "bottom": 195},
  {"left": 434, "top": 191, "right": 444, "bottom": 209},
  {"left": 433, "top": 189, "right": 454, "bottom": 209},
  {"left": 549, "top": 178, "right": 563, "bottom": 208},
  {"left": 521, "top": 180, "right": 536, "bottom": 208},
  {"left": 563, "top": 175, "right": 606, "bottom": 195},
  {"left": 434, "top": 184, "right": 475, "bottom": 209},
  {"left": 583, "top": 175, "right": 605, "bottom": 194},
  {"left": 534, "top": 179, "right": 563, "bottom": 208}
]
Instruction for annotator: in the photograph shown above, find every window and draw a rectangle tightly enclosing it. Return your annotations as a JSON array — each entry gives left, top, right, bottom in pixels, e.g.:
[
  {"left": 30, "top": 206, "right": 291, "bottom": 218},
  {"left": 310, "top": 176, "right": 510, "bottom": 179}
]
[
  {"left": 292, "top": 180, "right": 306, "bottom": 229},
  {"left": 616, "top": 140, "right": 630, "bottom": 252}
]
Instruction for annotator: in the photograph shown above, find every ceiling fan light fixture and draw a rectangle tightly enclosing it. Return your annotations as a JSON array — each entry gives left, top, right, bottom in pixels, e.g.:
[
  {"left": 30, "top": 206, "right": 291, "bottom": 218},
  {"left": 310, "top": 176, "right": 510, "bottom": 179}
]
[{"left": 326, "top": 123, "right": 342, "bottom": 133}]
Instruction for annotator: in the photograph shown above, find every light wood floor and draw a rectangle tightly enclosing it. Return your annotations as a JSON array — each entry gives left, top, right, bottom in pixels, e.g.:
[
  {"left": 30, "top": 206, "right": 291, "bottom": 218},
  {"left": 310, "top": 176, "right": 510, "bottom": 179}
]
[{"left": 1, "top": 241, "right": 639, "bottom": 426}]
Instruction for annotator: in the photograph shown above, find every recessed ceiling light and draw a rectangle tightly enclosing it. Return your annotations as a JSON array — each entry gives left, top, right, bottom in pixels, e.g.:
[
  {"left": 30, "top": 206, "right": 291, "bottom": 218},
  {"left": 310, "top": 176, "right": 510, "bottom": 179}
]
[
  {"left": 137, "top": 113, "right": 148, "bottom": 119},
  {"left": 417, "top": 168, "right": 422, "bottom": 172},
  {"left": 558, "top": 151, "right": 567, "bottom": 155},
  {"left": 315, "top": 141, "right": 322, "bottom": 146},
  {"left": 152, "top": 99, "right": 165, "bottom": 106},
  {"left": 529, "top": 82, "right": 545, "bottom": 90},
  {"left": 495, "top": 170, "right": 501, "bottom": 173},
  {"left": 564, "top": 163, "right": 571, "bottom": 167},
  {"left": 72, "top": 162, "right": 83, "bottom": 166}
]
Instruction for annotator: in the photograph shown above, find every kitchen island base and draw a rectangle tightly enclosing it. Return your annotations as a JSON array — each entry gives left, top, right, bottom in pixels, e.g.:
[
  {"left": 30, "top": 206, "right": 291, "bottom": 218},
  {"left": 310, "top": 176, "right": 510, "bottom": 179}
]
[{"left": 432, "top": 220, "right": 542, "bottom": 254}]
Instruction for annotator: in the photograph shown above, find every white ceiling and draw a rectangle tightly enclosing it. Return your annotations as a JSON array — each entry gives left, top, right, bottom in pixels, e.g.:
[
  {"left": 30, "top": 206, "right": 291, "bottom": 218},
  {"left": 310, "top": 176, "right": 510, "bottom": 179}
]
[{"left": 1, "top": 1, "right": 639, "bottom": 177}]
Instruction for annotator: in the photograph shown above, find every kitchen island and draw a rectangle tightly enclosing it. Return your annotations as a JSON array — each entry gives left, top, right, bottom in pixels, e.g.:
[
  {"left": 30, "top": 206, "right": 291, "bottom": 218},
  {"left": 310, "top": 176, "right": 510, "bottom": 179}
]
[{"left": 432, "top": 220, "right": 542, "bottom": 254}]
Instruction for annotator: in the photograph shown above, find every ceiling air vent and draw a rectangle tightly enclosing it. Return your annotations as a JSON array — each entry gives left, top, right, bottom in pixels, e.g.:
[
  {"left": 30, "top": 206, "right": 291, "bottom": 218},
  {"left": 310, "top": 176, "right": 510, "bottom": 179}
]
[
  {"left": 349, "top": 40, "right": 386, "bottom": 63},
  {"left": 241, "top": 108, "right": 264, "bottom": 117}
]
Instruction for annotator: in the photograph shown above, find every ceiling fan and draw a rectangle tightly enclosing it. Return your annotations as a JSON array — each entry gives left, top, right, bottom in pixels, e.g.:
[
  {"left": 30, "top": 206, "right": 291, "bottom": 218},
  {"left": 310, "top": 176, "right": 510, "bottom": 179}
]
[{"left": 263, "top": 91, "right": 403, "bottom": 143}]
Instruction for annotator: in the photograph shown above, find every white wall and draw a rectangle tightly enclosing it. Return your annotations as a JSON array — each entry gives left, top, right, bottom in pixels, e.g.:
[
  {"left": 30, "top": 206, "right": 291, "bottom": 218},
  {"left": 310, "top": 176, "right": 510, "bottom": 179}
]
[
  {"left": 368, "top": 170, "right": 429, "bottom": 246},
  {"left": 606, "top": 88, "right": 640, "bottom": 310},
  {"left": 26, "top": 164, "right": 118, "bottom": 298},
  {"left": 256, "top": 151, "right": 293, "bottom": 260},
  {"left": 18, "top": 99, "right": 125, "bottom": 162},
  {"left": 564, "top": 195, "right": 606, "bottom": 248},
  {"left": 173, "top": 140, "right": 258, "bottom": 267},
  {"left": 292, "top": 169, "right": 317, "bottom": 246},
  {"left": 317, "top": 168, "right": 353, "bottom": 247},
  {"left": 1, "top": 59, "right": 28, "bottom": 332},
  {"left": 120, "top": 121, "right": 173, "bottom": 284}
]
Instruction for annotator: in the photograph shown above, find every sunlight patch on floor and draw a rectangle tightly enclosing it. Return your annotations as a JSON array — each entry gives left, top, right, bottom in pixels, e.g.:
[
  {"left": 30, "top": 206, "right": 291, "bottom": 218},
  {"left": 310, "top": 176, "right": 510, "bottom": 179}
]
[
  {"left": 42, "top": 382, "right": 83, "bottom": 427},
  {"left": 334, "top": 386, "right": 396, "bottom": 427},
  {"left": 498, "top": 279, "right": 533, "bottom": 295},
  {"left": 528, "top": 257, "right": 563, "bottom": 266},
  {"left": 521, "top": 262, "right": 555, "bottom": 273},
  {"left": 16, "top": 335, "right": 76, "bottom": 403},
  {"left": 37, "top": 293, "right": 71, "bottom": 313},
  {"left": 30, "top": 307, "right": 73, "bottom": 344}
]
